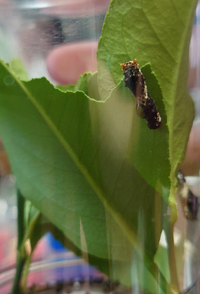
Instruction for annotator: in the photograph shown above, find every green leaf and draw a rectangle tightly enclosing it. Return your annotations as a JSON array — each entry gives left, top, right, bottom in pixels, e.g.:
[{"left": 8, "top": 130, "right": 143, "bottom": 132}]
[
  {"left": 55, "top": 72, "right": 94, "bottom": 95},
  {"left": 0, "top": 59, "right": 167, "bottom": 264},
  {"left": 55, "top": 72, "right": 94, "bottom": 97},
  {"left": 10, "top": 58, "right": 29, "bottom": 81},
  {"left": 74, "top": 72, "right": 94, "bottom": 95},
  {"left": 0, "top": 58, "right": 173, "bottom": 292},
  {"left": 55, "top": 84, "right": 75, "bottom": 92},
  {"left": 97, "top": 0, "right": 196, "bottom": 180}
]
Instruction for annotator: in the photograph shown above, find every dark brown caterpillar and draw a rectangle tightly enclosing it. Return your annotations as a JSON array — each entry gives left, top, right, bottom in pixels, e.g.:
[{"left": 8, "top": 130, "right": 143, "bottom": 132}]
[{"left": 121, "top": 59, "right": 161, "bottom": 130}]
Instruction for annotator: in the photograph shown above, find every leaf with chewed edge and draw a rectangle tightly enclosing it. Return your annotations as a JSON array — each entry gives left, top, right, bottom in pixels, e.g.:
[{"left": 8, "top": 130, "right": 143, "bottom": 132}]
[{"left": 97, "top": 0, "right": 196, "bottom": 190}]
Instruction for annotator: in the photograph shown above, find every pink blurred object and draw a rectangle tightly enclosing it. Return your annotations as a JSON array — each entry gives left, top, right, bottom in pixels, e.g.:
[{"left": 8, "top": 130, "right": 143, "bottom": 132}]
[
  {"left": 46, "top": 41, "right": 98, "bottom": 84},
  {"left": 0, "top": 229, "right": 16, "bottom": 270}
]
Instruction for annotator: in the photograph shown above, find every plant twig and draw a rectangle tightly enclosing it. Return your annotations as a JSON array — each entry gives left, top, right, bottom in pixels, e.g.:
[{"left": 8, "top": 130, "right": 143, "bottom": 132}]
[
  {"left": 11, "top": 252, "right": 27, "bottom": 294},
  {"left": 165, "top": 191, "right": 180, "bottom": 293},
  {"left": 11, "top": 189, "right": 27, "bottom": 294},
  {"left": 21, "top": 210, "right": 40, "bottom": 292},
  {"left": 168, "top": 220, "right": 179, "bottom": 292}
]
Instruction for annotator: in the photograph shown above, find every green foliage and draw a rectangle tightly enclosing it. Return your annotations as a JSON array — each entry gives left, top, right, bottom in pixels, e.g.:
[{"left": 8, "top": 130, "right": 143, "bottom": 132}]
[
  {"left": 0, "top": 0, "right": 197, "bottom": 293},
  {"left": 97, "top": 0, "right": 196, "bottom": 179},
  {"left": 10, "top": 59, "right": 29, "bottom": 81},
  {"left": 0, "top": 62, "right": 165, "bottom": 263}
]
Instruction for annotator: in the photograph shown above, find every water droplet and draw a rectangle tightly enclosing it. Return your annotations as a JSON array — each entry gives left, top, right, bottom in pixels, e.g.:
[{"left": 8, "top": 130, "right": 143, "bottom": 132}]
[{"left": 4, "top": 75, "right": 15, "bottom": 86}]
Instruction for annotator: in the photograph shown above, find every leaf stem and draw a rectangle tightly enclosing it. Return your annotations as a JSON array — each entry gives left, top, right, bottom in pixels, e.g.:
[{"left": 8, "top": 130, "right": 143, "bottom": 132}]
[
  {"left": 165, "top": 194, "right": 180, "bottom": 293},
  {"left": 17, "top": 189, "right": 25, "bottom": 251},
  {"left": 21, "top": 211, "right": 40, "bottom": 291},
  {"left": 10, "top": 252, "right": 27, "bottom": 294},
  {"left": 168, "top": 220, "right": 180, "bottom": 292},
  {"left": 21, "top": 253, "right": 33, "bottom": 291},
  {"left": 11, "top": 189, "right": 27, "bottom": 294},
  {"left": 21, "top": 210, "right": 40, "bottom": 252}
]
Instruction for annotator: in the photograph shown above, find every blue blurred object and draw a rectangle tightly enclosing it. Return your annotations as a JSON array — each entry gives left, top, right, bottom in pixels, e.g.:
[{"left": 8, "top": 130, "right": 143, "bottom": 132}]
[
  {"left": 46, "top": 232, "right": 66, "bottom": 252},
  {"left": 45, "top": 232, "right": 104, "bottom": 282}
]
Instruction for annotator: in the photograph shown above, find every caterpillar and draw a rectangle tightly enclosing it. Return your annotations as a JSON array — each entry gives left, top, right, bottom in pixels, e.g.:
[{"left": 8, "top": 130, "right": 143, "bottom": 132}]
[
  {"left": 178, "top": 170, "right": 198, "bottom": 220},
  {"left": 121, "top": 59, "right": 161, "bottom": 130}
]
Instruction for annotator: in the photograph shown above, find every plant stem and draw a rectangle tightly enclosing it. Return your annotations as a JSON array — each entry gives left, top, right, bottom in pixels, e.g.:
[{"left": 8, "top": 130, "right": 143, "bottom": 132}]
[
  {"left": 17, "top": 189, "right": 25, "bottom": 249},
  {"left": 11, "top": 189, "right": 27, "bottom": 294},
  {"left": 165, "top": 194, "right": 180, "bottom": 293},
  {"left": 168, "top": 220, "right": 180, "bottom": 292},
  {"left": 21, "top": 211, "right": 40, "bottom": 292},
  {"left": 21, "top": 253, "right": 32, "bottom": 291},
  {"left": 10, "top": 252, "right": 26, "bottom": 294}
]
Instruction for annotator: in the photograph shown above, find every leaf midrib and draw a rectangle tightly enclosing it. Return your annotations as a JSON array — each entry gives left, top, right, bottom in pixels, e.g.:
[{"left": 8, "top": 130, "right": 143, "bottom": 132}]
[{"left": 1, "top": 60, "right": 141, "bottom": 251}]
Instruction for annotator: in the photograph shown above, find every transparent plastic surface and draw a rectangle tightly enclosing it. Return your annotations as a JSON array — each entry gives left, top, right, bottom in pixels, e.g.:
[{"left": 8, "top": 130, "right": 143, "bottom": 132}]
[
  {"left": 0, "top": 1, "right": 200, "bottom": 294},
  {"left": 0, "top": 0, "right": 109, "bottom": 80}
]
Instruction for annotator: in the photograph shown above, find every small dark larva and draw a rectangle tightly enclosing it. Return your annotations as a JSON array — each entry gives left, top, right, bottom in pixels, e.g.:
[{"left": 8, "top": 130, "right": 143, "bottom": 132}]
[
  {"left": 121, "top": 59, "right": 161, "bottom": 130},
  {"left": 178, "top": 170, "right": 198, "bottom": 220}
]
